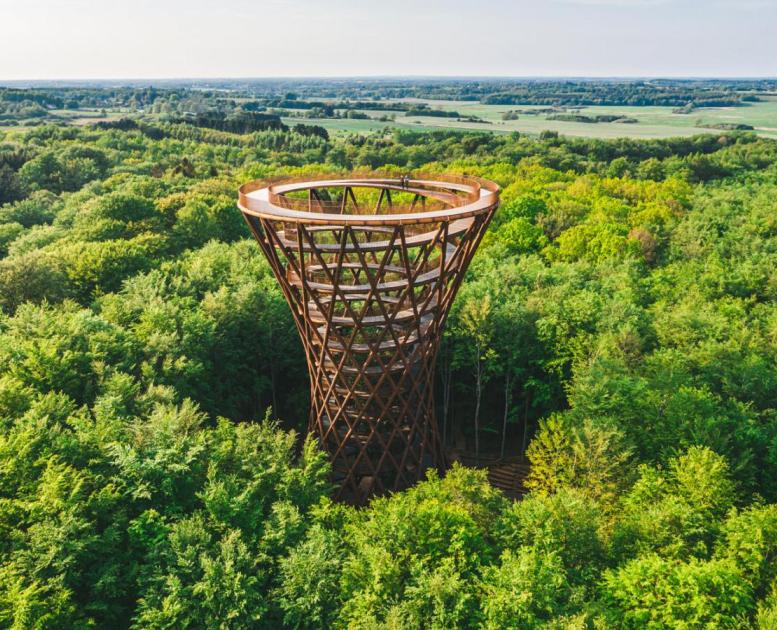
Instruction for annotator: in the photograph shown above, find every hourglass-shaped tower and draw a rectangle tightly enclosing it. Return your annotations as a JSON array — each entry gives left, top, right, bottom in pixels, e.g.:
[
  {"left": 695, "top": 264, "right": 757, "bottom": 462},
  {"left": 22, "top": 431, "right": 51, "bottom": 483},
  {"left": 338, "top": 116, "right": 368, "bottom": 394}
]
[{"left": 238, "top": 174, "right": 499, "bottom": 503}]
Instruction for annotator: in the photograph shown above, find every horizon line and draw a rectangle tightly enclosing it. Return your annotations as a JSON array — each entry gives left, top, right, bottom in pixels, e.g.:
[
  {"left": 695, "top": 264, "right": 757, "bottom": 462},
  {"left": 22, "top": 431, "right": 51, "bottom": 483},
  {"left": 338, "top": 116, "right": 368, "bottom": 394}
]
[{"left": 2, "top": 74, "right": 777, "bottom": 86}]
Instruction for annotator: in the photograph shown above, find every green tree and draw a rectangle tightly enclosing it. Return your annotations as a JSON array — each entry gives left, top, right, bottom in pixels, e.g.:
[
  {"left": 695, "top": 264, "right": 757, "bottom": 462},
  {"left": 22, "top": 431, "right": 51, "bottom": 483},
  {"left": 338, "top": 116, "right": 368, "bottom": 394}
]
[
  {"left": 481, "top": 548, "right": 570, "bottom": 629},
  {"left": 456, "top": 293, "right": 497, "bottom": 461},
  {"left": 602, "top": 555, "right": 752, "bottom": 628}
]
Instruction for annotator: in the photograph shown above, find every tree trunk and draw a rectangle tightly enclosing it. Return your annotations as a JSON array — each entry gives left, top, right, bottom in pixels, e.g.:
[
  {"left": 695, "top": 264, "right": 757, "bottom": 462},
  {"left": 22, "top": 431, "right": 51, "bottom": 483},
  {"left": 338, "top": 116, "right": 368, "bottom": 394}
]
[
  {"left": 440, "top": 346, "right": 452, "bottom": 448},
  {"left": 474, "top": 359, "right": 482, "bottom": 463},
  {"left": 268, "top": 321, "right": 278, "bottom": 416},
  {"left": 270, "top": 363, "right": 278, "bottom": 417},
  {"left": 501, "top": 372, "right": 512, "bottom": 459},
  {"left": 521, "top": 392, "right": 530, "bottom": 461}
]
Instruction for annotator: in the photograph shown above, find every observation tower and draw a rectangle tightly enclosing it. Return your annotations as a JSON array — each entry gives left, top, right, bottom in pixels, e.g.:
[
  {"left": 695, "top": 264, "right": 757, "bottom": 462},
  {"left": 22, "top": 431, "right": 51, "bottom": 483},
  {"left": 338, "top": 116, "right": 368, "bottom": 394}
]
[{"left": 238, "top": 174, "right": 499, "bottom": 503}]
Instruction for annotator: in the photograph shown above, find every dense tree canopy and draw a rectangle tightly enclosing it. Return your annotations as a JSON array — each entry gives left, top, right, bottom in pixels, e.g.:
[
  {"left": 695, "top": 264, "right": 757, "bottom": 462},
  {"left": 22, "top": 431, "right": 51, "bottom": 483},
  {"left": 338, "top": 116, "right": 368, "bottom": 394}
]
[{"left": 1, "top": 119, "right": 776, "bottom": 627}]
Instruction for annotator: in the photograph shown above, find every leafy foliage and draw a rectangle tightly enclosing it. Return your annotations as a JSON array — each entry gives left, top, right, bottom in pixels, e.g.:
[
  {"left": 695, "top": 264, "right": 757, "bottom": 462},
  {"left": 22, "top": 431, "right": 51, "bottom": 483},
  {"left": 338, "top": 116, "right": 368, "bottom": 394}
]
[{"left": 1, "top": 118, "right": 777, "bottom": 626}]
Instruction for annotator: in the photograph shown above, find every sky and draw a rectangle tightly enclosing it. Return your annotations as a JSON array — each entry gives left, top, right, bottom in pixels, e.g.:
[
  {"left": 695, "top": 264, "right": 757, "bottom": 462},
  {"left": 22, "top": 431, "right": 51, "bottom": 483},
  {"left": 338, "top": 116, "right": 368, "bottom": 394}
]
[{"left": 1, "top": 0, "right": 776, "bottom": 80}]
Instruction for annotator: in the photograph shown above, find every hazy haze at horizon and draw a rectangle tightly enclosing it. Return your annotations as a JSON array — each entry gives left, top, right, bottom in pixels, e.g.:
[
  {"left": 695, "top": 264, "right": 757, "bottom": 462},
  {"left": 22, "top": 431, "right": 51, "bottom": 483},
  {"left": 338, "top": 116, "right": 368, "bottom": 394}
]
[{"left": 1, "top": 0, "right": 776, "bottom": 80}]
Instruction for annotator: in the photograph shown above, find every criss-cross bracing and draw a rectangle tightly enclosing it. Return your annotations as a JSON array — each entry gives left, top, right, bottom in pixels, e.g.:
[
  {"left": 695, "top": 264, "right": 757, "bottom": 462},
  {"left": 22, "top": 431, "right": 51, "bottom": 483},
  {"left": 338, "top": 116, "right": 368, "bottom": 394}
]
[{"left": 238, "top": 175, "right": 499, "bottom": 503}]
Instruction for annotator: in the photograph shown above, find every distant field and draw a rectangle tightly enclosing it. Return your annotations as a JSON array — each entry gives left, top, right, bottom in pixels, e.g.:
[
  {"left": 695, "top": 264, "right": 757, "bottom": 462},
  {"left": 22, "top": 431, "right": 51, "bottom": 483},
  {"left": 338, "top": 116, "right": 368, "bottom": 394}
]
[
  {"left": 28, "top": 96, "right": 777, "bottom": 140},
  {"left": 58, "top": 109, "right": 127, "bottom": 126},
  {"left": 3, "top": 108, "right": 126, "bottom": 131},
  {"left": 283, "top": 97, "right": 777, "bottom": 139}
]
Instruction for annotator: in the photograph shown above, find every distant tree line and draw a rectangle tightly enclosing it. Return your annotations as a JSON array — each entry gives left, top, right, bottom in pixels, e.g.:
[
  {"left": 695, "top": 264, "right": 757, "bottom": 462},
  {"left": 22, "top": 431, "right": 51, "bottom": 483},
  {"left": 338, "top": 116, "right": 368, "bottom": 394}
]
[
  {"left": 171, "top": 111, "right": 287, "bottom": 134},
  {"left": 3, "top": 79, "right": 772, "bottom": 127},
  {"left": 546, "top": 113, "right": 638, "bottom": 124}
]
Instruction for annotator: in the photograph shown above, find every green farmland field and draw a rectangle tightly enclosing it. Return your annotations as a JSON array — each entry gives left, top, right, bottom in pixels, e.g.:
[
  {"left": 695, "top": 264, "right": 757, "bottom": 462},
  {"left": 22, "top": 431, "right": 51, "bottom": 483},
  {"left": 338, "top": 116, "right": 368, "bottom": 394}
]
[{"left": 284, "top": 96, "right": 777, "bottom": 139}]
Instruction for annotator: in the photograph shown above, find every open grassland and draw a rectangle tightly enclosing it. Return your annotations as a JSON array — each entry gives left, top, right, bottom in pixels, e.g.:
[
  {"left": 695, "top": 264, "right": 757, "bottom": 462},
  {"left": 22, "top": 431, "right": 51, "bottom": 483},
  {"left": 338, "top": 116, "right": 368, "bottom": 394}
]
[
  {"left": 3, "top": 108, "right": 127, "bottom": 132},
  {"left": 23, "top": 95, "right": 777, "bottom": 140},
  {"left": 285, "top": 96, "right": 777, "bottom": 139}
]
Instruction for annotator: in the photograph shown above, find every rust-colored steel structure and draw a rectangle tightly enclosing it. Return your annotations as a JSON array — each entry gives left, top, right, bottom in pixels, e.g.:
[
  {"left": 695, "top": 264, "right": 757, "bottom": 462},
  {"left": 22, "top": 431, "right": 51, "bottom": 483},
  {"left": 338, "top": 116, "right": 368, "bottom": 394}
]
[{"left": 238, "top": 174, "right": 499, "bottom": 502}]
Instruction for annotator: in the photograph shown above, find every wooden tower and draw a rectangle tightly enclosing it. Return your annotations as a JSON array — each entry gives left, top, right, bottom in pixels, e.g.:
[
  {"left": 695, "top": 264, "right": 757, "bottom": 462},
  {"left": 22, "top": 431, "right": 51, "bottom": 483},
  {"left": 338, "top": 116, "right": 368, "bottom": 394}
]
[{"left": 238, "top": 174, "right": 499, "bottom": 502}]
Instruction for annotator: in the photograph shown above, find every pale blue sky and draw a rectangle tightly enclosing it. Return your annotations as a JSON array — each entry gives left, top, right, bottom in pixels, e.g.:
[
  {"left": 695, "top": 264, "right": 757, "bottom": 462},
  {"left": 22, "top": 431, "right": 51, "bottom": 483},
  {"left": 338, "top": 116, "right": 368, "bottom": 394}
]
[{"left": 1, "top": 0, "right": 775, "bottom": 80}]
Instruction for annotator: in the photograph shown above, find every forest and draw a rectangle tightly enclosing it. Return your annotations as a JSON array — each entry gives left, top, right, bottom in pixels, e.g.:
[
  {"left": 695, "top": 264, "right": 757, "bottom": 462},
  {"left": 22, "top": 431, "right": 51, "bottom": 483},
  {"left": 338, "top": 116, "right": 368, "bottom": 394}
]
[{"left": 1, "top": 111, "right": 777, "bottom": 628}]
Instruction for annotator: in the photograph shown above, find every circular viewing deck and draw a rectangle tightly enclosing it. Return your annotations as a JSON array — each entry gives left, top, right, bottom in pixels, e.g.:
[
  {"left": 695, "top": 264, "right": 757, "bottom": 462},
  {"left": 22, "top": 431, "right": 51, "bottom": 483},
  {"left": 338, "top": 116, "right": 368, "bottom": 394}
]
[{"left": 238, "top": 173, "right": 499, "bottom": 225}]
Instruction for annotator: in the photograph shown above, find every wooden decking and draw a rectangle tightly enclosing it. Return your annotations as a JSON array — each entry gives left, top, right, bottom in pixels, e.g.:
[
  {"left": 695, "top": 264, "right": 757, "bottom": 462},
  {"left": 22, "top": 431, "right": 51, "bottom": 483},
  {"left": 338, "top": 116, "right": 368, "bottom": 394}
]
[{"left": 448, "top": 451, "right": 530, "bottom": 500}]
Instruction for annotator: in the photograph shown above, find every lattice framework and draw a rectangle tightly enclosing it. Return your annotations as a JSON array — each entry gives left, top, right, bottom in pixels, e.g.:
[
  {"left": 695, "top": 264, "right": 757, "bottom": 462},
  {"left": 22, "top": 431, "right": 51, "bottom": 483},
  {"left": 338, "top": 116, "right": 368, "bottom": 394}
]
[{"left": 238, "top": 175, "right": 499, "bottom": 503}]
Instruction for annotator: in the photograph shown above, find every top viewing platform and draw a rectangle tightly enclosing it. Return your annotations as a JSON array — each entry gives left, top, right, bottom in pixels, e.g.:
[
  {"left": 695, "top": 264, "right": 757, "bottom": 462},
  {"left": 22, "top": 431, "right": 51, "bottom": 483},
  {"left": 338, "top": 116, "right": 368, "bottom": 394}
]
[{"left": 237, "top": 174, "right": 500, "bottom": 226}]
